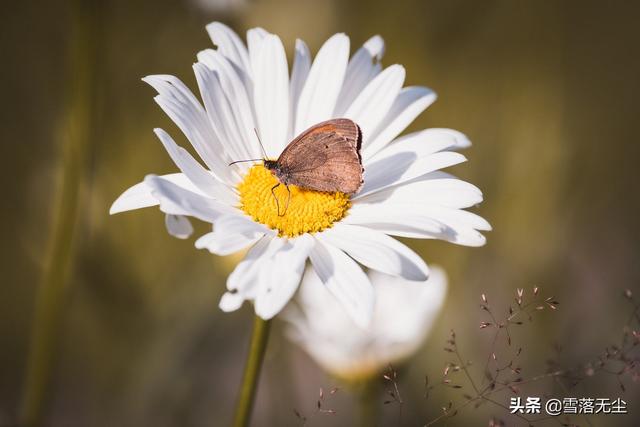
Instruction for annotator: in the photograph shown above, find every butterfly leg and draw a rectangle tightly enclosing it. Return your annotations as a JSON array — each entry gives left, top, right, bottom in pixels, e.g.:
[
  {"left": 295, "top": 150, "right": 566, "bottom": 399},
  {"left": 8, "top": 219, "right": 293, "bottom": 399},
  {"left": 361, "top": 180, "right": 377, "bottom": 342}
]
[
  {"left": 282, "top": 185, "right": 291, "bottom": 216},
  {"left": 271, "top": 183, "right": 282, "bottom": 216}
]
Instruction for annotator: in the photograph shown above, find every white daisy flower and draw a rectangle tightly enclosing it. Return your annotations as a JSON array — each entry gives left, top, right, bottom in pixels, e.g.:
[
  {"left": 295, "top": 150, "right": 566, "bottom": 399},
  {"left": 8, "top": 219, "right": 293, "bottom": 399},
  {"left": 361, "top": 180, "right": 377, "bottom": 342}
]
[
  {"left": 110, "top": 22, "right": 490, "bottom": 327},
  {"left": 284, "top": 266, "right": 448, "bottom": 381}
]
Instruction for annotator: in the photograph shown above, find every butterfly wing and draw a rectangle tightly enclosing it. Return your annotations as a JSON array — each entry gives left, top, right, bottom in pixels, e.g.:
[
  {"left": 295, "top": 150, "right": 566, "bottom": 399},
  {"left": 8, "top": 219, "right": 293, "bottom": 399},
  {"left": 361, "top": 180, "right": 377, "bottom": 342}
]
[{"left": 277, "top": 119, "right": 364, "bottom": 194}]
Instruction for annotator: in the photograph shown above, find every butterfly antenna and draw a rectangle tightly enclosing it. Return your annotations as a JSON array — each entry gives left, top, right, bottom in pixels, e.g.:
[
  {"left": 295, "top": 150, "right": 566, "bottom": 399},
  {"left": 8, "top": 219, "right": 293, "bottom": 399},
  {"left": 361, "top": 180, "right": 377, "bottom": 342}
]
[
  {"left": 227, "top": 128, "right": 269, "bottom": 166},
  {"left": 254, "top": 128, "right": 268, "bottom": 159},
  {"left": 228, "top": 158, "right": 264, "bottom": 166}
]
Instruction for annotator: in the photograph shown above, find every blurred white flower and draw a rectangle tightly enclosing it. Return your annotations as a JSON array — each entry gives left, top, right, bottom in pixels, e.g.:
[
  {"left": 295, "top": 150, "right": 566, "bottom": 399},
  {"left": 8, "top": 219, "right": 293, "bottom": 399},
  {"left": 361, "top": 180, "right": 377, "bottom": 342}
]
[
  {"left": 192, "top": 0, "right": 247, "bottom": 14},
  {"left": 110, "top": 22, "right": 488, "bottom": 326},
  {"left": 285, "top": 267, "right": 448, "bottom": 381}
]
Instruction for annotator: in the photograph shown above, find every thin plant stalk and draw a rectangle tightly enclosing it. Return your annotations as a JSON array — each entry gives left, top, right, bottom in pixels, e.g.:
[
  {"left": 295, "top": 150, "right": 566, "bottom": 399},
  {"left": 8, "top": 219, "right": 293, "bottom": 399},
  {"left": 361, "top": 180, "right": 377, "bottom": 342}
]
[
  {"left": 19, "top": 0, "right": 96, "bottom": 425},
  {"left": 232, "top": 316, "right": 272, "bottom": 427}
]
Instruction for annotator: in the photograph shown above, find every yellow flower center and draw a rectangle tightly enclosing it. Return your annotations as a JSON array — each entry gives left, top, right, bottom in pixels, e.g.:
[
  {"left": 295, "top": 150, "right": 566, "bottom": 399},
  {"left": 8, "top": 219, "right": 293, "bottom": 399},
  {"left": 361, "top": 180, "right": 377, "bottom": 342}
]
[{"left": 237, "top": 164, "right": 350, "bottom": 237}]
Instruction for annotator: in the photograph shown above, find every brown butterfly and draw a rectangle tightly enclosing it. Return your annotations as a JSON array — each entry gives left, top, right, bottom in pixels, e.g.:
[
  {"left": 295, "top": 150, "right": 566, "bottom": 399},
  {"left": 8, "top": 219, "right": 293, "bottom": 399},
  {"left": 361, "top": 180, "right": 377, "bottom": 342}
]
[{"left": 230, "top": 118, "right": 364, "bottom": 216}]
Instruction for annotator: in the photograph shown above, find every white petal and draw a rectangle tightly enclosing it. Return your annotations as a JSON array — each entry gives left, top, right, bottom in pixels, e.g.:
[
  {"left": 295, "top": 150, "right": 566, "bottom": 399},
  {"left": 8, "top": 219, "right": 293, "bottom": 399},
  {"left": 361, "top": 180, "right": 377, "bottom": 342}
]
[
  {"left": 359, "top": 151, "right": 467, "bottom": 197},
  {"left": 205, "top": 22, "right": 251, "bottom": 73},
  {"left": 145, "top": 175, "right": 237, "bottom": 222},
  {"left": 367, "top": 128, "right": 471, "bottom": 165},
  {"left": 154, "top": 128, "right": 238, "bottom": 205},
  {"left": 247, "top": 27, "right": 269, "bottom": 77},
  {"left": 193, "top": 60, "right": 260, "bottom": 175},
  {"left": 252, "top": 34, "right": 289, "bottom": 157},
  {"left": 196, "top": 215, "right": 275, "bottom": 256},
  {"left": 363, "top": 86, "right": 437, "bottom": 160},
  {"left": 309, "top": 237, "right": 373, "bottom": 328},
  {"left": 343, "top": 222, "right": 446, "bottom": 240},
  {"left": 164, "top": 214, "right": 194, "bottom": 239},
  {"left": 334, "top": 35, "right": 385, "bottom": 116},
  {"left": 195, "top": 230, "right": 262, "bottom": 256},
  {"left": 110, "top": 173, "right": 199, "bottom": 215},
  {"left": 142, "top": 75, "right": 236, "bottom": 184},
  {"left": 344, "top": 203, "right": 446, "bottom": 237},
  {"left": 431, "top": 128, "right": 472, "bottom": 150},
  {"left": 192, "top": 63, "right": 256, "bottom": 172},
  {"left": 416, "top": 205, "right": 492, "bottom": 232},
  {"left": 196, "top": 49, "right": 259, "bottom": 160},
  {"left": 355, "top": 172, "right": 483, "bottom": 208},
  {"left": 289, "top": 39, "right": 311, "bottom": 139},
  {"left": 254, "top": 235, "right": 314, "bottom": 319},
  {"left": 226, "top": 236, "right": 281, "bottom": 295},
  {"left": 219, "top": 291, "right": 245, "bottom": 312},
  {"left": 345, "top": 203, "right": 489, "bottom": 246},
  {"left": 295, "top": 34, "right": 350, "bottom": 134},
  {"left": 320, "top": 224, "right": 429, "bottom": 281},
  {"left": 343, "top": 64, "right": 405, "bottom": 141},
  {"left": 214, "top": 214, "right": 273, "bottom": 240}
]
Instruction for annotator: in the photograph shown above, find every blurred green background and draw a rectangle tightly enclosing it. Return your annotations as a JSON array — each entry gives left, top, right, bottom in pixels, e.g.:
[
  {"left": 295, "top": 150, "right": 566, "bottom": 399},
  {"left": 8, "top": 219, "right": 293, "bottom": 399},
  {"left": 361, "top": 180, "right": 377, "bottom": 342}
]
[{"left": 2, "top": 0, "right": 639, "bottom": 425}]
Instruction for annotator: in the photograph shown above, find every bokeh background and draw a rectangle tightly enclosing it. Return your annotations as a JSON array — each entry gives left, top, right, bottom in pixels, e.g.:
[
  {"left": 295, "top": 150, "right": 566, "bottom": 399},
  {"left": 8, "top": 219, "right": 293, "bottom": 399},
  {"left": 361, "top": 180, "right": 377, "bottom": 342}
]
[{"left": 2, "top": 0, "right": 639, "bottom": 426}]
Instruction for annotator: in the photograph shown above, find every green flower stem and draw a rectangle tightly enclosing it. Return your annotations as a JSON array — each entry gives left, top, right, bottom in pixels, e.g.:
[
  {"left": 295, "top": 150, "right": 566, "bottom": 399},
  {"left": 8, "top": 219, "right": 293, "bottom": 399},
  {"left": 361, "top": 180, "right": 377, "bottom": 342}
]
[
  {"left": 232, "top": 316, "right": 272, "bottom": 427},
  {"left": 19, "top": 0, "right": 95, "bottom": 425}
]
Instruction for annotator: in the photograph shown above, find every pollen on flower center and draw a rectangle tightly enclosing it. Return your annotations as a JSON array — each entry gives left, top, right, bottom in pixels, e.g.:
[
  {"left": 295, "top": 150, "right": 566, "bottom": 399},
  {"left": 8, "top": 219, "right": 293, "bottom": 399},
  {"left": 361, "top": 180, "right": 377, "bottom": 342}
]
[{"left": 237, "top": 164, "right": 350, "bottom": 237}]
